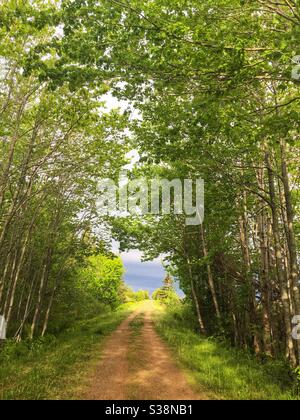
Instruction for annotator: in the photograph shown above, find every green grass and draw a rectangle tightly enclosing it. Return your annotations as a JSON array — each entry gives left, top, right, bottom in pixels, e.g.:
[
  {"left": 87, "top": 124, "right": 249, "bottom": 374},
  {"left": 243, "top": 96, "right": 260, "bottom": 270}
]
[
  {"left": 155, "top": 305, "right": 300, "bottom": 400},
  {"left": 127, "top": 313, "right": 146, "bottom": 399},
  {"left": 129, "top": 314, "right": 145, "bottom": 336},
  {"left": 0, "top": 302, "right": 138, "bottom": 400}
]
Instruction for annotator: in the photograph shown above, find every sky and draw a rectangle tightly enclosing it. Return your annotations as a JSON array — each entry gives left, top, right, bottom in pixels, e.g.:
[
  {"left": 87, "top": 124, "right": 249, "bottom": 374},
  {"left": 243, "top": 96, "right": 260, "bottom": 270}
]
[
  {"left": 112, "top": 244, "right": 183, "bottom": 297},
  {"left": 120, "top": 246, "right": 183, "bottom": 296},
  {"left": 117, "top": 248, "right": 167, "bottom": 296},
  {"left": 104, "top": 93, "right": 183, "bottom": 297},
  {"left": 112, "top": 241, "right": 184, "bottom": 297}
]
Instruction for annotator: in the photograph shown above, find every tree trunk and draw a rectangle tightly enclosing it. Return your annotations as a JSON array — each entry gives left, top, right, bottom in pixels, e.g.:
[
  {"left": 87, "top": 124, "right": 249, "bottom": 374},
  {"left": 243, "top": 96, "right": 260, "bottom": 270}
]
[
  {"left": 200, "top": 224, "right": 221, "bottom": 319},
  {"left": 265, "top": 150, "right": 297, "bottom": 366},
  {"left": 280, "top": 138, "right": 300, "bottom": 315},
  {"left": 41, "top": 285, "right": 57, "bottom": 337},
  {"left": 190, "top": 276, "right": 206, "bottom": 335},
  {"left": 239, "top": 191, "right": 261, "bottom": 354},
  {"left": 256, "top": 167, "right": 273, "bottom": 356}
]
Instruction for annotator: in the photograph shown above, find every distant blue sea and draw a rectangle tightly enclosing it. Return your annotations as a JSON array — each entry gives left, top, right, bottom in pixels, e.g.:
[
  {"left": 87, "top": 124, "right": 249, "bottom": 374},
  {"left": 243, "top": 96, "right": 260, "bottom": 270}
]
[
  {"left": 124, "top": 273, "right": 165, "bottom": 296},
  {"left": 123, "top": 261, "right": 183, "bottom": 297}
]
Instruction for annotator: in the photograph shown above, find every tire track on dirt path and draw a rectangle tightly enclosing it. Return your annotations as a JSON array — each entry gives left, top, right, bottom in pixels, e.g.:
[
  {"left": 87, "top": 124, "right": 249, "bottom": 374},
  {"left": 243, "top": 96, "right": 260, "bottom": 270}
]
[
  {"left": 81, "top": 301, "right": 207, "bottom": 400},
  {"left": 81, "top": 309, "right": 141, "bottom": 400},
  {"left": 126, "top": 302, "right": 207, "bottom": 400}
]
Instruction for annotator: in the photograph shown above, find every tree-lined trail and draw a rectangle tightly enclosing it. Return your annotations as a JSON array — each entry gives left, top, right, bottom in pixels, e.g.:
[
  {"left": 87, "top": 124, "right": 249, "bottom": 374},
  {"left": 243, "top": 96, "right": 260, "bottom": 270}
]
[
  {"left": 1, "top": 1, "right": 300, "bottom": 400},
  {"left": 82, "top": 301, "right": 206, "bottom": 401}
]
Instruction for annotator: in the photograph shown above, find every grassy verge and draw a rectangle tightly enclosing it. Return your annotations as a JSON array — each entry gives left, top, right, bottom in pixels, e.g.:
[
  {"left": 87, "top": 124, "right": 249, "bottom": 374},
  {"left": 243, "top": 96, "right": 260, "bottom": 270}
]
[
  {"left": 0, "top": 302, "right": 138, "bottom": 400},
  {"left": 127, "top": 312, "right": 145, "bottom": 399},
  {"left": 129, "top": 314, "right": 145, "bottom": 336},
  {"left": 154, "top": 304, "right": 299, "bottom": 400}
]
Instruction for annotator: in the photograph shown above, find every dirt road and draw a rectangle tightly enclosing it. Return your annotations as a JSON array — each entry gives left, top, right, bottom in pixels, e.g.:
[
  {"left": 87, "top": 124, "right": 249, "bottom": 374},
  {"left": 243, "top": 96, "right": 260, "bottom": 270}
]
[{"left": 81, "top": 301, "right": 207, "bottom": 400}]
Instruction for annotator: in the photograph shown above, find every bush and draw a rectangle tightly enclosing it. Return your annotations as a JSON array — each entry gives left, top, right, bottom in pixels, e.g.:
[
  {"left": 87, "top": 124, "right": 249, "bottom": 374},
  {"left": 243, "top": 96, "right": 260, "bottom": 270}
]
[
  {"left": 155, "top": 304, "right": 299, "bottom": 400},
  {"left": 122, "top": 286, "right": 150, "bottom": 302},
  {"left": 134, "top": 290, "right": 150, "bottom": 301},
  {"left": 152, "top": 287, "right": 181, "bottom": 306}
]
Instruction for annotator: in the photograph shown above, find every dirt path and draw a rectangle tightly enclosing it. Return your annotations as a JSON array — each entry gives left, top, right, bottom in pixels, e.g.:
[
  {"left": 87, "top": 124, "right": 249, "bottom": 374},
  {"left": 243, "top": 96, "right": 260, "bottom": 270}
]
[{"left": 82, "top": 301, "right": 207, "bottom": 400}]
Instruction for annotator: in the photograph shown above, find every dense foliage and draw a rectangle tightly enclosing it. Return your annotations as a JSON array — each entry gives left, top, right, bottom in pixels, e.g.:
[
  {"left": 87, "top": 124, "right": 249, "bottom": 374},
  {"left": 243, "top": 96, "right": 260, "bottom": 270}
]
[
  {"left": 53, "top": 0, "right": 300, "bottom": 367},
  {"left": 0, "top": 0, "right": 127, "bottom": 339},
  {"left": 1, "top": 0, "right": 300, "bottom": 373},
  {"left": 152, "top": 274, "right": 180, "bottom": 305}
]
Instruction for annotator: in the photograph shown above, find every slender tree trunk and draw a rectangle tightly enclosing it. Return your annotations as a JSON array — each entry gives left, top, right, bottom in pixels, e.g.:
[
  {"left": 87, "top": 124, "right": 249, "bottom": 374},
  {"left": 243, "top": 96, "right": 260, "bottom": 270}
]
[
  {"left": 280, "top": 138, "right": 300, "bottom": 315},
  {"left": 257, "top": 168, "right": 273, "bottom": 356},
  {"left": 2, "top": 250, "right": 17, "bottom": 317},
  {"left": 14, "top": 272, "right": 38, "bottom": 341},
  {"left": 239, "top": 191, "right": 261, "bottom": 354},
  {"left": 200, "top": 224, "right": 221, "bottom": 319},
  {"left": 30, "top": 263, "right": 47, "bottom": 340},
  {"left": 5, "top": 234, "right": 29, "bottom": 325},
  {"left": 0, "top": 253, "right": 11, "bottom": 310},
  {"left": 30, "top": 245, "right": 53, "bottom": 339},
  {"left": 278, "top": 181, "right": 294, "bottom": 314},
  {"left": 41, "top": 285, "right": 57, "bottom": 337},
  {"left": 190, "top": 276, "right": 206, "bottom": 335},
  {"left": 265, "top": 151, "right": 297, "bottom": 366}
]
